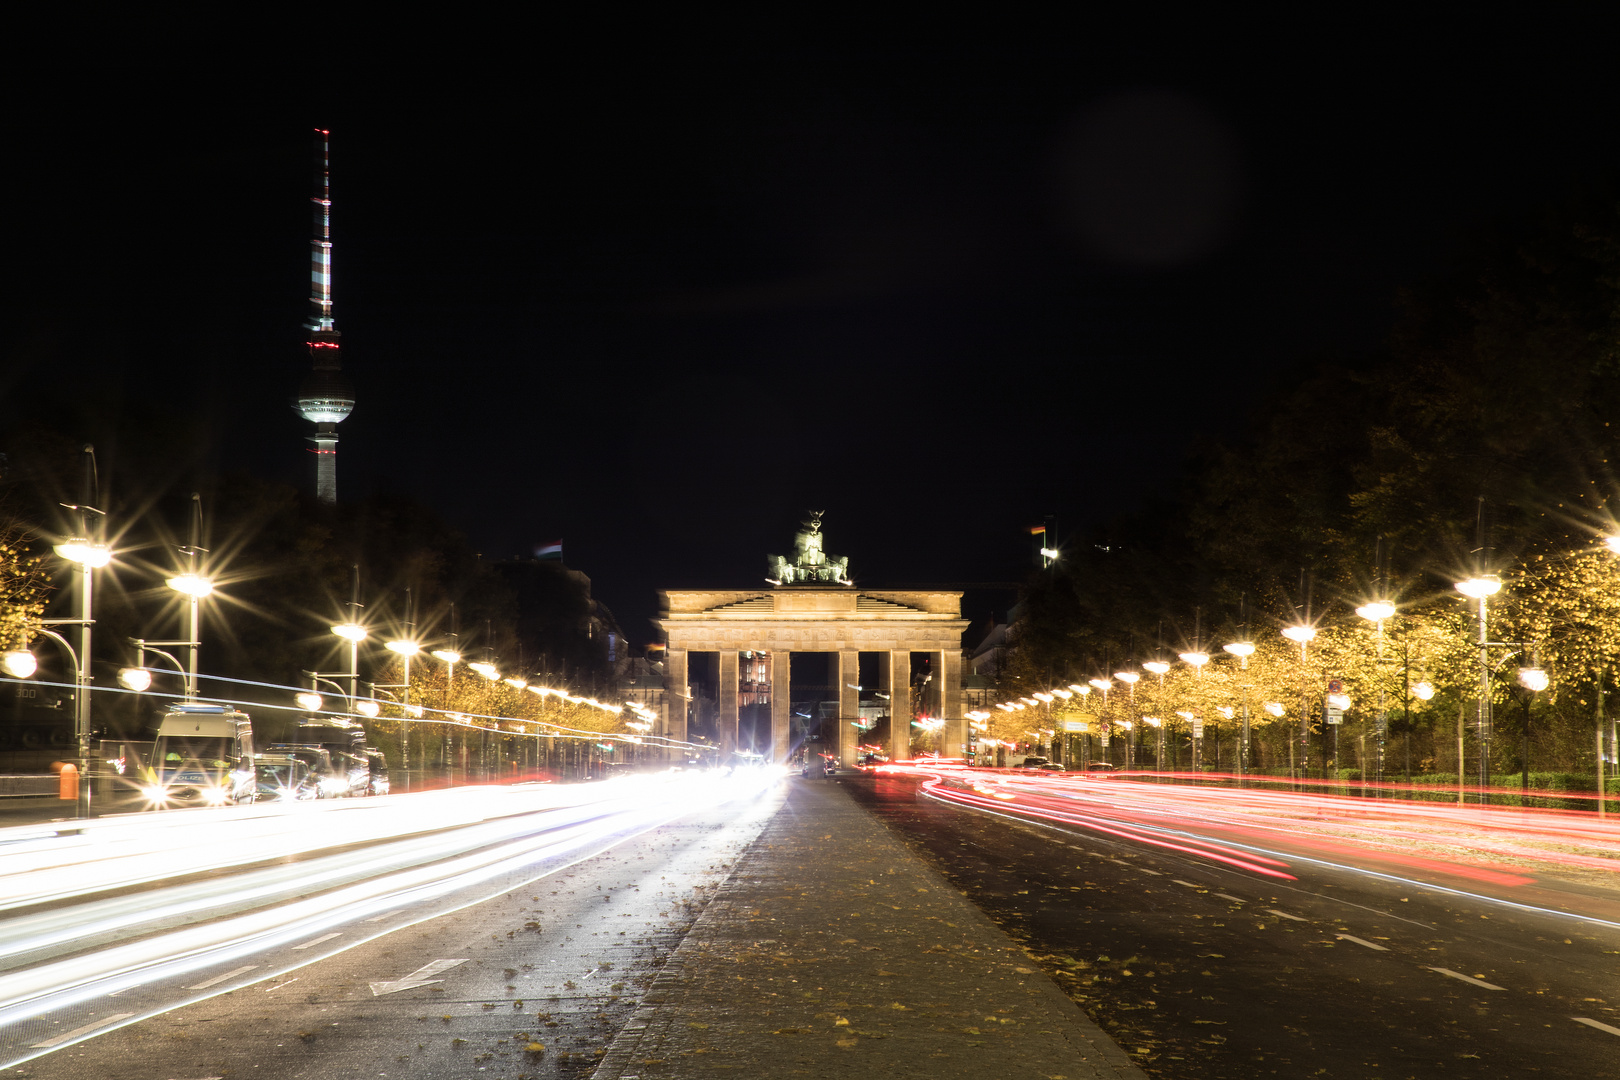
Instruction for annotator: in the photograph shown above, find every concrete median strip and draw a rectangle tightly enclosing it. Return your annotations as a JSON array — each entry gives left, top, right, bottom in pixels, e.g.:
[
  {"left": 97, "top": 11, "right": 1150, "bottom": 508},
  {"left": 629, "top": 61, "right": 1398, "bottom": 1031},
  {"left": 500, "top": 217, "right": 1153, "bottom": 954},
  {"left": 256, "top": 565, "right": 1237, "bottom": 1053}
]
[{"left": 594, "top": 778, "right": 1149, "bottom": 1079}]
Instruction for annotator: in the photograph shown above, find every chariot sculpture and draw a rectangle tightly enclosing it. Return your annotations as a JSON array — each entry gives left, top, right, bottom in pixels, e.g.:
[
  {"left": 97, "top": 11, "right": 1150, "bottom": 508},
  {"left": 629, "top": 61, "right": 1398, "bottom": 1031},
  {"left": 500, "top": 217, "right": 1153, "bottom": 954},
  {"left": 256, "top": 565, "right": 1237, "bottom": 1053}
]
[{"left": 767, "top": 511, "right": 850, "bottom": 585}]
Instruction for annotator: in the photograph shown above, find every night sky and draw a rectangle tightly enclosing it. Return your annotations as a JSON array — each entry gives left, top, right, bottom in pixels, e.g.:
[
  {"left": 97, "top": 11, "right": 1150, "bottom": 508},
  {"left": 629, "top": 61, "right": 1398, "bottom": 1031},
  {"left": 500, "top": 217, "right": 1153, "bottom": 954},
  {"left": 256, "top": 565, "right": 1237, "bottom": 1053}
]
[{"left": 7, "top": 16, "right": 1620, "bottom": 641}]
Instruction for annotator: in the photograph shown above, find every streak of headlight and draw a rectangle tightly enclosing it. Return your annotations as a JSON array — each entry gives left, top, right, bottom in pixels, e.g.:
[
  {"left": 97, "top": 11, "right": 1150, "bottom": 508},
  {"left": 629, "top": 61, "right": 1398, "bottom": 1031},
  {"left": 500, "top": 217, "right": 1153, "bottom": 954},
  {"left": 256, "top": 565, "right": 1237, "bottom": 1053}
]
[
  {"left": 918, "top": 778, "right": 1297, "bottom": 879},
  {"left": 0, "top": 773, "right": 721, "bottom": 910},
  {"left": 0, "top": 768, "right": 781, "bottom": 1035}
]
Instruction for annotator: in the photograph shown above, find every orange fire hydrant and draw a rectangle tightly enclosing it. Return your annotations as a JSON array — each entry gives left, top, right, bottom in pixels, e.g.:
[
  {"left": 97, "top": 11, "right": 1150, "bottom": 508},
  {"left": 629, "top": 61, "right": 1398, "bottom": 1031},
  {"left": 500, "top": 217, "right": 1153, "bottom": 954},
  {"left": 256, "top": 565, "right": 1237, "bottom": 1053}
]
[{"left": 58, "top": 763, "right": 78, "bottom": 801}]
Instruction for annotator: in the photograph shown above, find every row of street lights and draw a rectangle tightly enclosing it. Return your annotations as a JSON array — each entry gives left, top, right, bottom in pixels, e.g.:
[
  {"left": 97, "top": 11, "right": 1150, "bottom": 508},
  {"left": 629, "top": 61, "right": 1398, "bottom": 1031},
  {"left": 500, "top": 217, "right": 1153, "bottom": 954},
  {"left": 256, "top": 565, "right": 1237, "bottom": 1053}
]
[{"left": 970, "top": 568, "right": 1547, "bottom": 786}]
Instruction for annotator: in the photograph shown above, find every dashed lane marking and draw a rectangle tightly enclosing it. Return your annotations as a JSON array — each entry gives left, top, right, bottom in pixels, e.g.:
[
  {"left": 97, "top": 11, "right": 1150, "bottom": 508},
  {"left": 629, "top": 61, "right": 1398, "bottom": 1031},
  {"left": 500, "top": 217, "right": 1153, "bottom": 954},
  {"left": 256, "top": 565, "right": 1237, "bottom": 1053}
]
[
  {"left": 1137, "top": 868, "right": 1163, "bottom": 875},
  {"left": 1267, "top": 909, "right": 1308, "bottom": 922},
  {"left": 29, "top": 1013, "right": 135, "bottom": 1048},
  {"left": 1213, "top": 893, "right": 1246, "bottom": 903},
  {"left": 291, "top": 932, "right": 341, "bottom": 950},
  {"left": 187, "top": 965, "right": 258, "bottom": 989},
  {"left": 1426, "top": 967, "right": 1505, "bottom": 991},
  {"left": 1336, "top": 934, "right": 1389, "bottom": 951},
  {"left": 364, "top": 911, "right": 401, "bottom": 922},
  {"left": 1574, "top": 1017, "right": 1620, "bottom": 1037},
  {"left": 1172, "top": 880, "right": 1204, "bottom": 889}
]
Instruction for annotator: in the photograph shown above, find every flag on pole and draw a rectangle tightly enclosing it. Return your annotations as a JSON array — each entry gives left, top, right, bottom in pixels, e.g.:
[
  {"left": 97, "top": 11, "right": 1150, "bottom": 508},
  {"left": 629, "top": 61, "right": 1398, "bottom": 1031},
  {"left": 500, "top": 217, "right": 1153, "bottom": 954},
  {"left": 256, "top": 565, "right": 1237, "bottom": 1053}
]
[
  {"left": 1027, "top": 525, "right": 1046, "bottom": 535},
  {"left": 535, "top": 540, "right": 563, "bottom": 560}
]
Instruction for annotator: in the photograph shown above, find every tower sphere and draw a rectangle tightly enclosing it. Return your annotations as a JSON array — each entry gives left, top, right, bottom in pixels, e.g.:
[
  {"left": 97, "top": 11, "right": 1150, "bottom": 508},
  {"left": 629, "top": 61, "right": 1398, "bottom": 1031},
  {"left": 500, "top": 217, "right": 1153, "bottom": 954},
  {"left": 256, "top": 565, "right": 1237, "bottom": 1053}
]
[{"left": 296, "top": 363, "right": 355, "bottom": 424}]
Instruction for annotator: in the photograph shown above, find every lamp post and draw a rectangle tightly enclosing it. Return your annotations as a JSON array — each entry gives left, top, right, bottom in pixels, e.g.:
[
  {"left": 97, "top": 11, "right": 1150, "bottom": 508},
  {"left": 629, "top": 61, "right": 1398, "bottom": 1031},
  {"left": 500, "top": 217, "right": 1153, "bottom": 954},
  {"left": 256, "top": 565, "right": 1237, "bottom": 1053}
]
[
  {"left": 1355, "top": 599, "right": 1396, "bottom": 790},
  {"left": 430, "top": 645, "right": 461, "bottom": 782},
  {"left": 1221, "top": 640, "right": 1255, "bottom": 781},
  {"left": 1516, "top": 661, "right": 1548, "bottom": 797},
  {"left": 163, "top": 493, "right": 212, "bottom": 698},
  {"left": 331, "top": 565, "right": 368, "bottom": 706},
  {"left": 7, "top": 625, "right": 88, "bottom": 814},
  {"left": 1455, "top": 575, "right": 1502, "bottom": 804},
  {"left": 47, "top": 444, "right": 107, "bottom": 818},
  {"left": 385, "top": 636, "right": 421, "bottom": 789}
]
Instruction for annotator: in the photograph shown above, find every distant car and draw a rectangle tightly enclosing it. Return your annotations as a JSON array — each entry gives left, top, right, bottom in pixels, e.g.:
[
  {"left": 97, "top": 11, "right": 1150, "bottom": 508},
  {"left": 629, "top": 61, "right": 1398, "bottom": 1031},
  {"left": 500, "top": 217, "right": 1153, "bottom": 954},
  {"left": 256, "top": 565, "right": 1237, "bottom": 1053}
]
[
  {"left": 1038, "top": 762, "right": 1066, "bottom": 771},
  {"left": 362, "top": 747, "right": 391, "bottom": 795},
  {"left": 800, "top": 762, "right": 814, "bottom": 777},
  {"left": 267, "top": 744, "right": 347, "bottom": 798},
  {"left": 1014, "top": 757, "right": 1051, "bottom": 769},
  {"left": 253, "top": 754, "right": 318, "bottom": 802},
  {"left": 823, "top": 761, "right": 840, "bottom": 777},
  {"left": 1085, "top": 762, "right": 1118, "bottom": 773}
]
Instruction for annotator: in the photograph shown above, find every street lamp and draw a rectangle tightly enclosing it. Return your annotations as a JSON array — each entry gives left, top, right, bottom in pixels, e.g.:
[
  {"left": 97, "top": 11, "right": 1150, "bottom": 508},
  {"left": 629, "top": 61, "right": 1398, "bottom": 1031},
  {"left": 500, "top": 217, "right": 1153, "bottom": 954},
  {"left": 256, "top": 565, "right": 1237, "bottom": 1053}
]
[
  {"left": 3, "top": 650, "right": 37, "bottom": 678},
  {"left": 331, "top": 620, "right": 368, "bottom": 706},
  {"left": 1516, "top": 661, "right": 1548, "bottom": 795},
  {"left": 296, "top": 691, "right": 323, "bottom": 712},
  {"left": 1179, "top": 650, "right": 1210, "bottom": 673},
  {"left": 55, "top": 519, "right": 107, "bottom": 818},
  {"left": 1455, "top": 574, "right": 1502, "bottom": 802},
  {"left": 161, "top": 493, "right": 213, "bottom": 698},
  {"left": 383, "top": 635, "right": 422, "bottom": 789}
]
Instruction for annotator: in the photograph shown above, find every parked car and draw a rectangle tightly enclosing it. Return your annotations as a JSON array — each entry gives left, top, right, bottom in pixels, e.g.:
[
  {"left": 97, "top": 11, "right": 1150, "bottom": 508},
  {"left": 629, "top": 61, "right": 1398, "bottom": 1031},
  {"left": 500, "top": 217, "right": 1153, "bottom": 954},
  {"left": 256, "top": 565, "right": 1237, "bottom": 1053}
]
[
  {"left": 1014, "top": 756, "right": 1051, "bottom": 769},
  {"left": 823, "top": 761, "right": 841, "bottom": 777},
  {"left": 1085, "top": 762, "right": 1118, "bottom": 774}
]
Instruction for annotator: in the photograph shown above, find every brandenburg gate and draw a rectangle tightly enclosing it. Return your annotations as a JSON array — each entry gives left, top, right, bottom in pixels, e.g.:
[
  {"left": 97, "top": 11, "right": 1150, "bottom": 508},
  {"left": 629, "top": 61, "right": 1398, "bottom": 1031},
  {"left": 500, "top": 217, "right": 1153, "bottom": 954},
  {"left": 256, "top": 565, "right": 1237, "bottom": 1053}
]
[{"left": 656, "top": 515, "right": 969, "bottom": 765}]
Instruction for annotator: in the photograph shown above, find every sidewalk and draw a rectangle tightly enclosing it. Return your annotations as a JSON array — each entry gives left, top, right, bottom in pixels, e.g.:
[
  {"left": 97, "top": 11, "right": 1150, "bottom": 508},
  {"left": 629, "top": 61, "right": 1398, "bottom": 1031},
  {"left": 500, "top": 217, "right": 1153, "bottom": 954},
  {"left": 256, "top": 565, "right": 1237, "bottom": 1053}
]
[{"left": 593, "top": 775, "right": 1146, "bottom": 1079}]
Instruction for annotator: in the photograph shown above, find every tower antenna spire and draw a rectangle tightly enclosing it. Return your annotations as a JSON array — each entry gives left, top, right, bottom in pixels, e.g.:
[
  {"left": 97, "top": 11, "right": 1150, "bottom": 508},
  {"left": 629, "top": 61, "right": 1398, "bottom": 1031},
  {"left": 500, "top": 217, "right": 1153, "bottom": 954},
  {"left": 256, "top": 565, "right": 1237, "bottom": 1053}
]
[{"left": 295, "top": 127, "right": 355, "bottom": 504}]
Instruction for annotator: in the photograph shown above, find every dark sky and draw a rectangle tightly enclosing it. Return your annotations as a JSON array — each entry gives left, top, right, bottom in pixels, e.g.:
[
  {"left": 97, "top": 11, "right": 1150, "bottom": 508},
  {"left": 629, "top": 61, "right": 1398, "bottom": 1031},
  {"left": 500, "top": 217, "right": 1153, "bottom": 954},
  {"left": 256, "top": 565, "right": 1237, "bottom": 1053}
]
[{"left": 6, "top": 15, "right": 1620, "bottom": 640}]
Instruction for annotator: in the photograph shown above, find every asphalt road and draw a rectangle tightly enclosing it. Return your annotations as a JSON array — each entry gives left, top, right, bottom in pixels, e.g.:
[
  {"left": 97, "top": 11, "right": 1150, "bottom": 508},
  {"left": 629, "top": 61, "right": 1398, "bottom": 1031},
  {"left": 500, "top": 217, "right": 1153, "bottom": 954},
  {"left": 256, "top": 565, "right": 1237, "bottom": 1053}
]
[
  {"left": 844, "top": 773, "right": 1620, "bottom": 1080},
  {"left": 1, "top": 785, "right": 783, "bottom": 1080}
]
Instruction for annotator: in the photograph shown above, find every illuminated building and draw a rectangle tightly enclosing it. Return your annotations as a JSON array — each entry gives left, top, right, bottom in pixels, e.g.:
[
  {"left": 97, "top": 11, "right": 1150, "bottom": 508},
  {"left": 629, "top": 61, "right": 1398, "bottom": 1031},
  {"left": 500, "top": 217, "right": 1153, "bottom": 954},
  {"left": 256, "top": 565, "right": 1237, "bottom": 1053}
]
[{"left": 294, "top": 129, "right": 355, "bottom": 503}]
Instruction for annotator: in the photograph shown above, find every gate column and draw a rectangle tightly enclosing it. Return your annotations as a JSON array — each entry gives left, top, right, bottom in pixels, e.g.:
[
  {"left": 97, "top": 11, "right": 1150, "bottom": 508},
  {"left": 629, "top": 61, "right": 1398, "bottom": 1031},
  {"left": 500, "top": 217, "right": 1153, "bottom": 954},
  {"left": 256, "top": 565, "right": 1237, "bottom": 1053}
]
[
  {"left": 665, "top": 649, "right": 688, "bottom": 757},
  {"left": 939, "top": 648, "right": 964, "bottom": 761},
  {"left": 770, "top": 651, "right": 791, "bottom": 763},
  {"left": 838, "top": 651, "right": 859, "bottom": 767},
  {"left": 886, "top": 649, "right": 910, "bottom": 761},
  {"left": 718, "top": 650, "right": 739, "bottom": 758}
]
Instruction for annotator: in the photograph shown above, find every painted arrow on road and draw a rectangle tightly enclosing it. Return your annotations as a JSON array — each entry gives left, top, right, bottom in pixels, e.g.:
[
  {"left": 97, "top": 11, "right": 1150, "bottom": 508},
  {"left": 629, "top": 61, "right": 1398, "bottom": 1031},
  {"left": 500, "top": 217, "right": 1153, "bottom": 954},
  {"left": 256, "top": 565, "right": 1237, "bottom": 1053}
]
[{"left": 369, "top": 958, "right": 469, "bottom": 996}]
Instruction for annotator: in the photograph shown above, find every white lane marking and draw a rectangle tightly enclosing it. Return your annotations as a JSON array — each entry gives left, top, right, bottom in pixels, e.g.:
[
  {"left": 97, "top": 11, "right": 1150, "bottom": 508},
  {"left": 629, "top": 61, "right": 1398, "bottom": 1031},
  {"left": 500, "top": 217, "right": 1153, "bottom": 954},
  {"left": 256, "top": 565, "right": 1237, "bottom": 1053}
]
[
  {"left": 1336, "top": 934, "right": 1389, "bottom": 951},
  {"left": 29, "top": 1012, "right": 135, "bottom": 1048},
  {"left": 1137, "top": 868, "right": 1163, "bottom": 876},
  {"left": 264, "top": 978, "right": 299, "bottom": 992},
  {"left": 370, "top": 958, "right": 470, "bottom": 997},
  {"left": 1427, "top": 967, "right": 1505, "bottom": 991},
  {"left": 365, "top": 910, "right": 401, "bottom": 922},
  {"left": 1267, "top": 908, "right": 1307, "bottom": 922},
  {"left": 1172, "top": 880, "right": 1204, "bottom": 889},
  {"left": 1214, "top": 893, "right": 1246, "bottom": 904},
  {"left": 1574, "top": 1016, "right": 1620, "bottom": 1037},
  {"left": 291, "top": 932, "right": 341, "bottom": 951},
  {"left": 187, "top": 965, "right": 258, "bottom": 990}
]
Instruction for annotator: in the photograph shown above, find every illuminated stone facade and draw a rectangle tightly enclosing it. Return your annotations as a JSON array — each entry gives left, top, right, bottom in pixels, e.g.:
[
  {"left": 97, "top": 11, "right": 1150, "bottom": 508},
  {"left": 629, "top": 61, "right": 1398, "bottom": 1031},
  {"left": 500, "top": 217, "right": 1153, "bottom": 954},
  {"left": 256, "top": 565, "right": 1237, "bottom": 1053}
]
[{"left": 655, "top": 587, "right": 969, "bottom": 765}]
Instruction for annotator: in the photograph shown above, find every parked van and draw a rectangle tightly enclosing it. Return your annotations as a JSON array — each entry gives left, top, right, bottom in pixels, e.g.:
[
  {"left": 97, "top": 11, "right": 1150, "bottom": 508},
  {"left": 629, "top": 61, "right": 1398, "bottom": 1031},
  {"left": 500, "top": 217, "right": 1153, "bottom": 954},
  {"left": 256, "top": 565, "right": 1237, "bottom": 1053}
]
[{"left": 144, "top": 703, "right": 255, "bottom": 807}]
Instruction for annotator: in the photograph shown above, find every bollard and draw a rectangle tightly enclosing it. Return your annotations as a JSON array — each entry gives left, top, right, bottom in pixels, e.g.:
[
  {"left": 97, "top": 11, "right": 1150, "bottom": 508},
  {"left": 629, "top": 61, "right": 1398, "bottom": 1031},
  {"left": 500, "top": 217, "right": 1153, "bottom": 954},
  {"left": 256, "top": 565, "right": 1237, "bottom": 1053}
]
[{"left": 58, "top": 763, "right": 78, "bottom": 801}]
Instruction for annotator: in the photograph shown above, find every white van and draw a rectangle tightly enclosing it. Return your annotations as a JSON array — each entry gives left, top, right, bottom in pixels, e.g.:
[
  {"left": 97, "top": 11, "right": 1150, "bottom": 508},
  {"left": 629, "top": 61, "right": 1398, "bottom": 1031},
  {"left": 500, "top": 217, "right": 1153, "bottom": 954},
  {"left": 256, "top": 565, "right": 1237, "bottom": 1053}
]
[{"left": 144, "top": 703, "right": 255, "bottom": 807}]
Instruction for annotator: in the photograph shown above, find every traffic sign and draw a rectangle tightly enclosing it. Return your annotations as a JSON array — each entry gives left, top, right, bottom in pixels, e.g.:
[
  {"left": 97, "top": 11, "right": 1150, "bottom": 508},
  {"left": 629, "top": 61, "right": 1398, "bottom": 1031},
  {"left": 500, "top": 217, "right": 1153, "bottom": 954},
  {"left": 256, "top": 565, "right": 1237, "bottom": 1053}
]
[
  {"left": 1327, "top": 679, "right": 1344, "bottom": 693},
  {"left": 1326, "top": 708, "right": 1344, "bottom": 725},
  {"left": 1191, "top": 717, "right": 1205, "bottom": 738}
]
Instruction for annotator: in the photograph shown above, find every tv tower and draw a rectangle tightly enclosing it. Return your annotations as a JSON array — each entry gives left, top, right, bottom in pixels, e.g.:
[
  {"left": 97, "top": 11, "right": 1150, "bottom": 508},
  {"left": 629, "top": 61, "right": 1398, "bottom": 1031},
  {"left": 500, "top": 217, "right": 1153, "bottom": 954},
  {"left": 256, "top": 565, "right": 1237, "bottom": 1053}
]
[{"left": 295, "top": 128, "right": 354, "bottom": 504}]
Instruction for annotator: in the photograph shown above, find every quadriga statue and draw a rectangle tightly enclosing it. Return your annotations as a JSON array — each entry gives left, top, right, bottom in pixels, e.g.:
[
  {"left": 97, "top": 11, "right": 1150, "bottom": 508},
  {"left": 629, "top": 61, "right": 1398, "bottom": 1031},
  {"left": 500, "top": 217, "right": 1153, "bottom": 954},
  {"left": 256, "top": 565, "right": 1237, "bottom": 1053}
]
[{"left": 767, "top": 511, "right": 850, "bottom": 584}]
